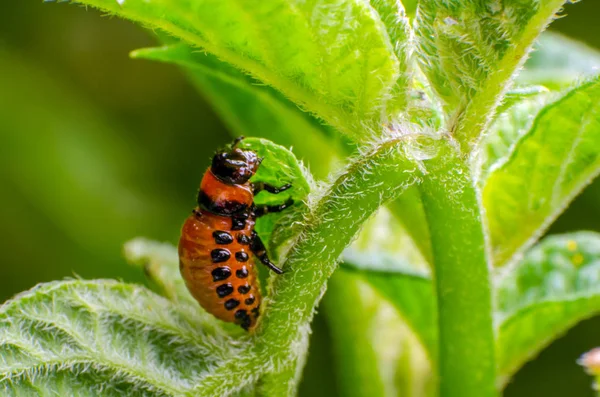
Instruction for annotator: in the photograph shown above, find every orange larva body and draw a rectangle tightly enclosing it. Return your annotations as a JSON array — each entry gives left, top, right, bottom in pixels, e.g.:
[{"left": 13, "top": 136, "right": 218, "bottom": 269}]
[
  {"left": 178, "top": 140, "right": 292, "bottom": 330},
  {"left": 179, "top": 171, "right": 261, "bottom": 329}
]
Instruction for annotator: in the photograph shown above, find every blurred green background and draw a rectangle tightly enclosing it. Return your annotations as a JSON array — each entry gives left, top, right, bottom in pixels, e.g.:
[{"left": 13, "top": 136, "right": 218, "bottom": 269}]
[{"left": 1, "top": 2, "right": 599, "bottom": 396}]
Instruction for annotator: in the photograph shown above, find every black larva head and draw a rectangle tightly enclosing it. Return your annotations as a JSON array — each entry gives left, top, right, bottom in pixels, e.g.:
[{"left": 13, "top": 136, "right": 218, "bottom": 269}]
[{"left": 211, "top": 147, "right": 261, "bottom": 185}]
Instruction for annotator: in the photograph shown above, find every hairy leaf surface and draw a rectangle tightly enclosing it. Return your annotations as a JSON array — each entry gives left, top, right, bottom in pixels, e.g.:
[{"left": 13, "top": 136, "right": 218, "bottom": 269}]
[
  {"left": 495, "top": 233, "right": 600, "bottom": 384},
  {"left": 478, "top": 91, "right": 554, "bottom": 183},
  {"left": 64, "top": 0, "right": 406, "bottom": 140},
  {"left": 414, "top": 0, "right": 566, "bottom": 150},
  {"left": 484, "top": 78, "right": 600, "bottom": 266},
  {"left": 0, "top": 280, "right": 241, "bottom": 396}
]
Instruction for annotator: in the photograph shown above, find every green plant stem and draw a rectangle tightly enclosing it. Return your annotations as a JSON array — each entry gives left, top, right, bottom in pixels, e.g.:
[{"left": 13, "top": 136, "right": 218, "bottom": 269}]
[
  {"left": 252, "top": 140, "right": 422, "bottom": 394},
  {"left": 419, "top": 143, "right": 497, "bottom": 397}
]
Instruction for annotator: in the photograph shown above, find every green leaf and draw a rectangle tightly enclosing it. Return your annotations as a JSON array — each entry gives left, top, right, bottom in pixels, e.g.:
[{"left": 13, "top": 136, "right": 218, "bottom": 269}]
[
  {"left": 495, "top": 85, "right": 549, "bottom": 116},
  {"left": 131, "top": 43, "right": 343, "bottom": 179},
  {"left": 477, "top": 90, "right": 554, "bottom": 183},
  {"left": 239, "top": 137, "right": 311, "bottom": 205},
  {"left": 484, "top": 77, "right": 600, "bottom": 267},
  {"left": 495, "top": 232, "right": 600, "bottom": 384},
  {"left": 519, "top": 32, "right": 600, "bottom": 90},
  {"left": 0, "top": 280, "right": 239, "bottom": 396},
  {"left": 367, "top": 0, "right": 412, "bottom": 116},
  {"left": 322, "top": 270, "right": 434, "bottom": 397},
  {"left": 414, "top": 0, "right": 566, "bottom": 151},
  {"left": 65, "top": 0, "right": 405, "bottom": 140},
  {"left": 238, "top": 137, "right": 312, "bottom": 251}
]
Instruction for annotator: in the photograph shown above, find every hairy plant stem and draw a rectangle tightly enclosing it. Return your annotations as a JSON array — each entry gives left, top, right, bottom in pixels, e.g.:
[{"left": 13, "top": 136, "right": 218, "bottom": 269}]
[
  {"left": 251, "top": 140, "right": 422, "bottom": 396},
  {"left": 419, "top": 142, "right": 497, "bottom": 397}
]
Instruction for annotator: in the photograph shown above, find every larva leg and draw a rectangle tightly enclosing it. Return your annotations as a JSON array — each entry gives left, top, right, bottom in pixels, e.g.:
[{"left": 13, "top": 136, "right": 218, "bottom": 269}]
[
  {"left": 252, "top": 182, "right": 292, "bottom": 195},
  {"left": 250, "top": 231, "right": 283, "bottom": 274},
  {"left": 254, "top": 198, "right": 294, "bottom": 217}
]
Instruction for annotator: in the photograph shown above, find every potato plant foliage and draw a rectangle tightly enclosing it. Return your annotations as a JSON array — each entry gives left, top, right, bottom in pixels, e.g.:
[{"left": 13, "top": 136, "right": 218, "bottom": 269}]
[{"left": 3, "top": 1, "right": 600, "bottom": 396}]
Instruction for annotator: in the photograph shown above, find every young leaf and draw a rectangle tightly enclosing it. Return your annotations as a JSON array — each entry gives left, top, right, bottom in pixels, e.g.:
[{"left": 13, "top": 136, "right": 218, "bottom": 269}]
[
  {"left": 238, "top": 137, "right": 312, "bottom": 250},
  {"left": 484, "top": 77, "right": 600, "bottom": 267},
  {"left": 518, "top": 32, "right": 600, "bottom": 90},
  {"left": 131, "top": 43, "right": 343, "bottom": 179},
  {"left": 238, "top": 137, "right": 311, "bottom": 206},
  {"left": 0, "top": 280, "right": 242, "bottom": 396},
  {"left": 414, "top": 0, "right": 566, "bottom": 151},
  {"left": 477, "top": 90, "right": 554, "bottom": 183},
  {"left": 368, "top": 0, "right": 412, "bottom": 116},
  {"left": 495, "top": 232, "right": 600, "bottom": 384},
  {"left": 63, "top": 0, "right": 405, "bottom": 140}
]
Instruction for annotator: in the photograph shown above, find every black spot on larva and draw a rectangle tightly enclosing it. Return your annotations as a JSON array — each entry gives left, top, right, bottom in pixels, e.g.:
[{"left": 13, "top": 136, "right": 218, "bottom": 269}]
[
  {"left": 238, "top": 284, "right": 251, "bottom": 294},
  {"left": 251, "top": 306, "right": 260, "bottom": 318},
  {"left": 236, "top": 267, "right": 249, "bottom": 279},
  {"left": 245, "top": 295, "right": 255, "bottom": 305},
  {"left": 213, "top": 230, "right": 233, "bottom": 245},
  {"left": 241, "top": 316, "right": 252, "bottom": 330},
  {"left": 225, "top": 299, "right": 240, "bottom": 310},
  {"left": 235, "top": 309, "right": 249, "bottom": 320},
  {"left": 216, "top": 283, "right": 234, "bottom": 297},
  {"left": 211, "top": 267, "right": 231, "bottom": 282},
  {"left": 231, "top": 217, "right": 246, "bottom": 231},
  {"left": 237, "top": 234, "right": 251, "bottom": 245},
  {"left": 211, "top": 248, "right": 231, "bottom": 263},
  {"left": 235, "top": 251, "right": 249, "bottom": 262}
]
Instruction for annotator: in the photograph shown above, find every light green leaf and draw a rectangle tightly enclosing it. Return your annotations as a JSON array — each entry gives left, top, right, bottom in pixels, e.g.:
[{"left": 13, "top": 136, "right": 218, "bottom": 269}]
[
  {"left": 368, "top": 0, "right": 412, "bottom": 116},
  {"left": 484, "top": 77, "right": 600, "bottom": 266},
  {"left": 0, "top": 280, "right": 242, "bottom": 396},
  {"left": 64, "top": 0, "right": 405, "bottom": 140},
  {"left": 414, "top": 0, "right": 566, "bottom": 151},
  {"left": 495, "top": 232, "right": 600, "bottom": 384},
  {"left": 239, "top": 137, "right": 311, "bottom": 206},
  {"left": 239, "top": 137, "right": 312, "bottom": 252},
  {"left": 519, "top": 32, "right": 600, "bottom": 90},
  {"left": 131, "top": 43, "right": 343, "bottom": 179},
  {"left": 477, "top": 90, "right": 554, "bottom": 183},
  {"left": 495, "top": 85, "right": 549, "bottom": 116}
]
